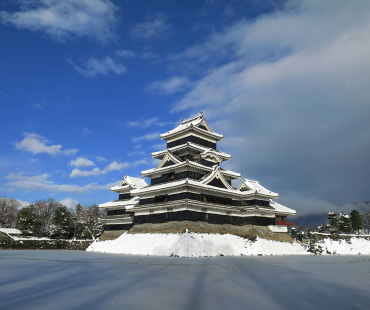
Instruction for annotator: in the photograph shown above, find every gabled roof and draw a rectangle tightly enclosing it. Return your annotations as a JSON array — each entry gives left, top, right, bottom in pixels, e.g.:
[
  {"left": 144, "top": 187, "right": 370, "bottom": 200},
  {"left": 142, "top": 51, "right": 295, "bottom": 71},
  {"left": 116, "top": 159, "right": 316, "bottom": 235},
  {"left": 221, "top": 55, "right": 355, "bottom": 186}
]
[
  {"left": 200, "top": 166, "right": 234, "bottom": 190},
  {"left": 238, "top": 179, "right": 278, "bottom": 198},
  {"left": 156, "top": 150, "right": 182, "bottom": 169},
  {"left": 111, "top": 174, "right": 147, "bottom": 192},
  {"left": 160, "top": 113, "right": 223, "bottom": 141},
  {"left": 151, "top": 142, "right": 231, "bottom": 161}
]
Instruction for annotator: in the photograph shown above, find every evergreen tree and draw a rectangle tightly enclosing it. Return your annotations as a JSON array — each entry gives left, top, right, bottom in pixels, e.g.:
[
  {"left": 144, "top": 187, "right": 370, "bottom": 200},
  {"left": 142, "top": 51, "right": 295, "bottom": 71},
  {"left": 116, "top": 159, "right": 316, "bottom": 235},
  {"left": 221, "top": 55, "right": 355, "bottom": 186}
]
[
  {"left": 327, "top": 212, "right": 339, "bottom": 233},
  {"left": 52, "top": 206, "right": 73, "bottom": 239},
  {"left": 72, "top": 204, "right": 89, "bottom": 239},
  {"left": 338, "top": 211, "right": 351, "bottom": 233},
  {"left": 16, "top": 206, "right": 41, "bottom": 235},
  {"left": 350, "top": 209, "right": 363, "bottom": 233}
]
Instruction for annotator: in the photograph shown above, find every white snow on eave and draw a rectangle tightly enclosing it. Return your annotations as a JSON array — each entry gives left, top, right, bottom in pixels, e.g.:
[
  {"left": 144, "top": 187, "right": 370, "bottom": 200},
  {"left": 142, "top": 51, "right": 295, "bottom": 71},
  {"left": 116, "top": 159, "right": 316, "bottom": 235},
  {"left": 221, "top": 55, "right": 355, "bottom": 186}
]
[
  {"left": 269, "top": 200, "right": 296, "bottom": 215},
  {"left": 0, "top": 228, "right": 22, "bottom": 235},
  {"left": 152, "top": 145, "right": 231, "bottom": 161},
  {"left": 141, "top": 160, "right": 213, "bottom": 176},
  {"left": 110, "top": 184, "right": 130, "bottom": 192},
  {"left": 99, "top": 197, "right": 140, "bottom": 209},
  {"left": 239, "top": 179, "right": 278, "bottom": 197},
  {"left": 126, "top": 176, "right": 147, "bottom": 188}
]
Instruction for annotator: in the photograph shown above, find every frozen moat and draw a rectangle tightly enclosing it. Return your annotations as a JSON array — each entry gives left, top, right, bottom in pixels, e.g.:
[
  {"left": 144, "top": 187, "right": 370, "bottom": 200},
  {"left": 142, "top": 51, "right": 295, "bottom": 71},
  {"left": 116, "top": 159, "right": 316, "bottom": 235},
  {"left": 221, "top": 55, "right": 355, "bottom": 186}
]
[{"left": 1, "top": 250, "right": 369, "bottom": 310}]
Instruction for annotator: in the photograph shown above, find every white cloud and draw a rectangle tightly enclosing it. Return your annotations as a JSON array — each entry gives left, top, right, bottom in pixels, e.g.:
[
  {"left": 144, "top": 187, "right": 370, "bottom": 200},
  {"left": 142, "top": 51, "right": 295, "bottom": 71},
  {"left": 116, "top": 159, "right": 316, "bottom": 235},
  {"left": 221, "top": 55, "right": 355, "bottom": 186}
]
[
  {"left": 59, "top": 197, "right": 79, "bottom": 209},
  {"left": 0, "top": 0, "right": 117, "bottom": 43},
  {"left": 147, "top": 77, "right": 191, "bottom": 95},
  {"left": 131, "top": 13, "right": 171, "bottom": 39},
  {"left": 70, "top": 159, "right": 148, "bottom": 178},
  {"left": 132, "top": 132, "right": 160, "bottom": 142},
  {"left": 15, "top": 132, "right": 78, "bottom": 156},
  {"left": 167, "top": 0, "right": 370, "bottom": 206},
  {"left": 6, "top": 172, "right": 117, "bottom": 193},
  {"left": 116, "top": 49, "right": 136, "bottom": 58},
  {"left": 70, "top": 157, "right": 95, "bottom": 168},
  {"left": 67, "top": 56, "right": 126, "bottom": 77}
]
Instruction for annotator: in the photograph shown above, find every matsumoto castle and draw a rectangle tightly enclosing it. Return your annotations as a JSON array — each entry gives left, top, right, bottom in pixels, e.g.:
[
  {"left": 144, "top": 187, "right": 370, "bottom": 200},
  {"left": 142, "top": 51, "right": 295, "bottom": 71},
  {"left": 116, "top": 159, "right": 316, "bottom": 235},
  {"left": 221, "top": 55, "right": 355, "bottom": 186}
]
[{"left": 99, "top": 113, "right": 295, "bottom": 239}]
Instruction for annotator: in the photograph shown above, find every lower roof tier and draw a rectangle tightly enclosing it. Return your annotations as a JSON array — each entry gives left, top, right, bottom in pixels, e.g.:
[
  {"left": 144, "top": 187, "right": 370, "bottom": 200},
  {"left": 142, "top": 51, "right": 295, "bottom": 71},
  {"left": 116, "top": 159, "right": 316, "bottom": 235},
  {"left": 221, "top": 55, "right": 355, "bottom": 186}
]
[{"left": 131, "top": 178, "right": 278, "bottom": 199}]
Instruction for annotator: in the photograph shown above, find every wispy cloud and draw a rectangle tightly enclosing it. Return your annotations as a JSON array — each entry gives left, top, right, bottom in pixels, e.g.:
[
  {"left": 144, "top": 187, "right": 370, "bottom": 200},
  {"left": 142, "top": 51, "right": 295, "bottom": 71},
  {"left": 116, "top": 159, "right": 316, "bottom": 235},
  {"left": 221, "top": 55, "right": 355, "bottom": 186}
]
[
  {"left": 116, "top": 49, "right": 136, "bottom": 58},
  {"left": 132, "top": 132, "right": 160, "bottom": 142},
  {"left": 6, "top": 173, "right": 117, "bottom": 193},
  {"left": 70, "top": 159, "right": 148, "bottom": 178},
  {"left": 70, "top": 157, "right": 95, "bottom": 168},
  {"left": 128, "top": 117, "right": 176, "bottom": 128},
  {"left": 15, "top": 133, "right": 78, "bottom": 156},
  {"left": 81, "top": 127, "right": 92, "bottom": 137},
  {"left": 131, "top": 13, "right": 171, "bottom": 39},
  {"left": 147, "top": 77, "right": 191, "bottom": 95},
  {"left": 0, "top": 0, "right": 117, "bottom": 43},
  {"left": 67, "top": 56, "right": 126, "bottom": 77},
  {"left": 128, "top": 117, "right": 158, "bottom": 128}
]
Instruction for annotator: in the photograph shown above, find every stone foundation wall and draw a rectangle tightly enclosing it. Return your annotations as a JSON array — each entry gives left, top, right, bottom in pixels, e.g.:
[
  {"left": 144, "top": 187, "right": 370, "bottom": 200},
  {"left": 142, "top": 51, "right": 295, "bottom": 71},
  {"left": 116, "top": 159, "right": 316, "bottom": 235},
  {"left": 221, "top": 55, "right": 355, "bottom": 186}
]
[
  {"left": 128, "top": 221, "right": 293, "bottom": 242},
  {"left": 100, "top": 230, "right": 129, "bottom": 240}
]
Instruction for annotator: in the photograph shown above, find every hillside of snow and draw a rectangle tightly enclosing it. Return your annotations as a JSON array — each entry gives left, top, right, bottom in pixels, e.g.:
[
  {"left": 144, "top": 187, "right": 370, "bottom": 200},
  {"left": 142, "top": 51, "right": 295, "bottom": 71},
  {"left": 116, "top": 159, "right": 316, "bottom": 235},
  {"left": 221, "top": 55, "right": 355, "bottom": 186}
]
[{"left": 87, "top": 231, "right": 308, "bottom": 257}]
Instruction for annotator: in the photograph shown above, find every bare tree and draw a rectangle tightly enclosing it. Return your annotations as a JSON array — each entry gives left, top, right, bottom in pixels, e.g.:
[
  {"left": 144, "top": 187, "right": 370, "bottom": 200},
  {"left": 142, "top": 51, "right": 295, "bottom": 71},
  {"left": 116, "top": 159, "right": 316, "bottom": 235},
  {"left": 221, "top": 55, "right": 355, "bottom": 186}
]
[
  {"left": 33, "top": 198, "right": 62, "bottom": 236},
  {"left": 0, "top": 198, "right": 20, "bottom": 228}
]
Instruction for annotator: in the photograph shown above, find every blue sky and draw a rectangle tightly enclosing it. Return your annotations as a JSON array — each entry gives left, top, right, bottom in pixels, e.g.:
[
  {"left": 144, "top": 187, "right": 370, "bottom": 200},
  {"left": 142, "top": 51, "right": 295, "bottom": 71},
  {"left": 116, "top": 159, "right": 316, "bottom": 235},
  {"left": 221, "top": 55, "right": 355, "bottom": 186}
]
[{"left": 1, "top": 0, "right": 370, "bottom": 216}]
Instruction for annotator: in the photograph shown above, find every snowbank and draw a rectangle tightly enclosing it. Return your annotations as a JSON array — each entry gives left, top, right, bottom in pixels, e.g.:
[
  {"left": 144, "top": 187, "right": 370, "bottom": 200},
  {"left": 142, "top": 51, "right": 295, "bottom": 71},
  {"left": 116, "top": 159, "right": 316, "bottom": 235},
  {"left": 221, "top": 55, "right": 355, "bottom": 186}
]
[
  {"left": 87, "top": 231, "right": 308, "bottom": 257},
  {"left": 317, "top": 237, "right": 370, "bottom": 255}
]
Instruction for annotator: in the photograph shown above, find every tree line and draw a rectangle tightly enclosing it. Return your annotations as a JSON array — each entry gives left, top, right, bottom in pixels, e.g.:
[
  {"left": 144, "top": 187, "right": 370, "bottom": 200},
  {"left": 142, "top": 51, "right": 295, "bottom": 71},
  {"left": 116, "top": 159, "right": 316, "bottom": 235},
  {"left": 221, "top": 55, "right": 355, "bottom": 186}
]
[
  {"left": 291, "top": 209, "right": 370, "bottom": 241},
  {"left": 0, "top": 197, "right": 105, "bottom": 240}
]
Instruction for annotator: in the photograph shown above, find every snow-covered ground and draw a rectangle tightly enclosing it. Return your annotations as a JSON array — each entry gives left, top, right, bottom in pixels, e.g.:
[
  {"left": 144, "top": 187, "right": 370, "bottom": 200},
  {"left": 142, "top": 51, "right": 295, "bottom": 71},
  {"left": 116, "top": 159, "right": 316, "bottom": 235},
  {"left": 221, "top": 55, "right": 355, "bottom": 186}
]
[
  {"left": 87, "top": 231, "right": 370, "bottom": 257},
  {"left": 1, "top": 250, "right": 370, "bottom": 310}
]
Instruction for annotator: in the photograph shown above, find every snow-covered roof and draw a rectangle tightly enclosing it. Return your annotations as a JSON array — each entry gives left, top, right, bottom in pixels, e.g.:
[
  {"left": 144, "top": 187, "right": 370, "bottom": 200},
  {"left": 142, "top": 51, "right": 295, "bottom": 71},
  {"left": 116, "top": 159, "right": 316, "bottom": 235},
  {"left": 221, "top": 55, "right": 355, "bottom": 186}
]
[
  {"left": 99, "top": 196, "right": 140, "bottom": 209},
  {"left": 152, "top": 142, "right": 231, "bottom": 160},
  {"left": 269, "top": 200, "right": 296, "bottom": 215},
  {"left": 111, "top": 175, "right": 147, "bottom": 192},
  {"left": 238, "top": 179, "right": 278, "bottom": 197},
  {"left": 160, "top": 114, "right": 223, "bottom": 141},
  {"left": 131, "top": 178, "right": 273, "bottom": 199},
  {"left": 141, "top": 160, "right": 213, "bottom": 177},
  {"left": 125, "top": 176, "right": 147, "bottom": 188},
  {"left": 0, "top": 228, "right": 22, "bottom": 235},
  {"left": 219, "top": 168, "right": 241, "bottom": 179}
]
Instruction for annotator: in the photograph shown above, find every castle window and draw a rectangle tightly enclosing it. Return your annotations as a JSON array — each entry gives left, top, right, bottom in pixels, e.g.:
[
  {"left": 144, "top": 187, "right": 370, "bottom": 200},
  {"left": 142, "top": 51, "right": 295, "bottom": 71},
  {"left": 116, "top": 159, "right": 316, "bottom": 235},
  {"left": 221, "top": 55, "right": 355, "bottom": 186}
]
[{"left": 155, "top": 195, "right": 168, "bottom": 203}]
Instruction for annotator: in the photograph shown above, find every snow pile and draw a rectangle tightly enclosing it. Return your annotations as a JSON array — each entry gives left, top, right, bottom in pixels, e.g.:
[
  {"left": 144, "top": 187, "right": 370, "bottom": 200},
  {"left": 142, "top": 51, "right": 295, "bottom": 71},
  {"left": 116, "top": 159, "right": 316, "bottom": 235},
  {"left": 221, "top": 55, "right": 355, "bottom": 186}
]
[
  {"left": 320, "top": 237, "right": 370, "bottom": 255},
  {"left": 87, "top": 231, "right": 308, "bottom": 257}
]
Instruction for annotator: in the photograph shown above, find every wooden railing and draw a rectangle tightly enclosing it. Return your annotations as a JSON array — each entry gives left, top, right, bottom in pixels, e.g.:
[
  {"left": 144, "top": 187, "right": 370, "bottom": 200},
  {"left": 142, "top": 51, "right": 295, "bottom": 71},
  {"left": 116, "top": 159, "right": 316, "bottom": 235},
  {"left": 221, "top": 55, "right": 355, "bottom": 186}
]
[{"left": 276, "top": 221, "right": 294, "bottom": 226}]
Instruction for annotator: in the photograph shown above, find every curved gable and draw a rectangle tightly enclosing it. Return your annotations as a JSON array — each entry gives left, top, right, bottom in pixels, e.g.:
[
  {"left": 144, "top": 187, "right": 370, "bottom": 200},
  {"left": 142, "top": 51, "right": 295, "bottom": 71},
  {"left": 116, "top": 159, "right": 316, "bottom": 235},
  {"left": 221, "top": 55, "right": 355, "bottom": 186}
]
[
  {"left": 156, "top": 151, "right": 181, "bottom": 169},
  {"left": 201, "top": 167, "right": 233, "bottom": 190}
]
